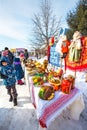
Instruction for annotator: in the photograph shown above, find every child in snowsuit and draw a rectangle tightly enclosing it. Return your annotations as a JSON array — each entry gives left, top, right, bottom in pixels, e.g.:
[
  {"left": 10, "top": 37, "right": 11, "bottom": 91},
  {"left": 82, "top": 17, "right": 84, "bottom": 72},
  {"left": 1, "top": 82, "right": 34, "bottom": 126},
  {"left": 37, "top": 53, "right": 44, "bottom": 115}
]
[
  {"left": 1, "top": 58, "right": 18, "bottom": 106},
  {"left": 13, "top": 57, "right": 24, "bottom": 85}
]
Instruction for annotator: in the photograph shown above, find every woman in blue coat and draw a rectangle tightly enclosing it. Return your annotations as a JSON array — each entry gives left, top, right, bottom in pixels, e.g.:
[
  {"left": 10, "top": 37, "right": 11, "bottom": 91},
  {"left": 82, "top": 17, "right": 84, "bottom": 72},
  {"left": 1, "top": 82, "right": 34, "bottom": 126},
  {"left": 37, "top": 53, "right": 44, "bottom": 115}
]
[{"left": 13, "top": 57, "right": 24, "bottom": 85}]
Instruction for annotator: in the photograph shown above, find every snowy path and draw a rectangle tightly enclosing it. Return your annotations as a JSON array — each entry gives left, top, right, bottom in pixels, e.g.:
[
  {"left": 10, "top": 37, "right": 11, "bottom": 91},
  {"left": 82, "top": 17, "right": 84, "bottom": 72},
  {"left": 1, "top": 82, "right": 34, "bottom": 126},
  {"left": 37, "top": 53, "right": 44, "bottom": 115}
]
[
  {"left": 0, "top": 80, "right": 38, "bottom": 130},
  {"left": 0, "top": 76, "right": 87, "bottom": 130}
]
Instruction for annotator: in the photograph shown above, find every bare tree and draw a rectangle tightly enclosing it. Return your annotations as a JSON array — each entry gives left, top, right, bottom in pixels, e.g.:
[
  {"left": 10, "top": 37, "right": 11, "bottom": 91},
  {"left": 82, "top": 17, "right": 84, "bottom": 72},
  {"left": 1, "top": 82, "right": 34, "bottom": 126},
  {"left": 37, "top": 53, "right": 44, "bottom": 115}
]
[{"left": 31, "top": 0, "right": 61, "bottom": 49}]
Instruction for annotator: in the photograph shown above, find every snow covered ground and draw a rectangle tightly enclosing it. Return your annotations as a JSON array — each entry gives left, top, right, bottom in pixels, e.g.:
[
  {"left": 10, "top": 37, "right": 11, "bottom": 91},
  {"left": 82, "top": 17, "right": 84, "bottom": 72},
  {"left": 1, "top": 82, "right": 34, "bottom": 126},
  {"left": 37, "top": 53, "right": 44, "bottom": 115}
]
[
  {"left": 0, "top": 80, "right": 38, "bottom": 130},
  {"left": 0, "top": 59, "right": 87, "bottom": 130}
]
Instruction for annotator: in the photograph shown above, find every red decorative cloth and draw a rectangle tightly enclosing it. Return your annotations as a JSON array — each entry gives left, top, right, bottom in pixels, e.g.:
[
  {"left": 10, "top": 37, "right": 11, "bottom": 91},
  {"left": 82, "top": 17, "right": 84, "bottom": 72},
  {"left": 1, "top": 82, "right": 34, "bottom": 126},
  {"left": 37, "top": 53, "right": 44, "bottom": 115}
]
[
  {"left": 66, "top": 36, "right": 87, "bottom": 71},
  {"left": 39, "top": 88, "right": 79, "bottom": 128}
]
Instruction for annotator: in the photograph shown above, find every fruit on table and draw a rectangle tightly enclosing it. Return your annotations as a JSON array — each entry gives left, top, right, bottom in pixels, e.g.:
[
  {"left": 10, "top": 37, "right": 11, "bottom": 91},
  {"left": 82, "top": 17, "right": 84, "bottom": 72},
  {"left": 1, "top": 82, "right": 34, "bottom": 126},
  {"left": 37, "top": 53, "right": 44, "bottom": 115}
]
[
  {"left": 38, "top": 88, "right": 45, "bottom": 99},
  {"left": 33, "top": 79, "right": 38, "bottom": 83},
  {"left": 32, "top": 76, "right": 44, "bottom": 86}
]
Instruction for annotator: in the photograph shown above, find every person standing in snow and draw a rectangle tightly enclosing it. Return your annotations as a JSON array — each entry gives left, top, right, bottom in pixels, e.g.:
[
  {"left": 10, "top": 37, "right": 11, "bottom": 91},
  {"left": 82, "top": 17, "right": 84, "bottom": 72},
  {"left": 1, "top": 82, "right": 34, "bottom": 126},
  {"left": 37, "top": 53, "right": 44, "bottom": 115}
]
[
  {"left": 0, "top": 58, "right": 18, "bottom": 106},
  {"left": 13, "top": 57, "right": 24, "bottom": 85},
  {"left": 24, "top": 49, "right": 29, "bottom": 61},
  {"left": 4, "top": 47, "right": 14, "bottom": 65}
]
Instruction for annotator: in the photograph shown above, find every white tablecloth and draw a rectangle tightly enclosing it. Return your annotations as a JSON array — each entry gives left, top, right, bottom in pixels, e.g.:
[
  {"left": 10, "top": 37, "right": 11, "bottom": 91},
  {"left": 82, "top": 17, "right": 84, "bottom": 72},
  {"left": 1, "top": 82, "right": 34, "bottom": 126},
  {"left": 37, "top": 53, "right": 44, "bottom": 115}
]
[
  {"left": 25, "top": 69, "right": 85, "bottom": 130},
  {"left": 29, "top": 77, "right": 85, "bottom": 128}
]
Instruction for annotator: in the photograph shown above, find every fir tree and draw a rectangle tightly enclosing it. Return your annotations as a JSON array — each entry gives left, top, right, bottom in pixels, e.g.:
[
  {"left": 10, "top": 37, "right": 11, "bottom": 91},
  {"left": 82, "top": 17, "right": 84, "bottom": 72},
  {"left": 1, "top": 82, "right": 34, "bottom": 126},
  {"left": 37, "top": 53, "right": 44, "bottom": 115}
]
[{"left": 66, "top": 0, "right": 87, "bottom": 39}]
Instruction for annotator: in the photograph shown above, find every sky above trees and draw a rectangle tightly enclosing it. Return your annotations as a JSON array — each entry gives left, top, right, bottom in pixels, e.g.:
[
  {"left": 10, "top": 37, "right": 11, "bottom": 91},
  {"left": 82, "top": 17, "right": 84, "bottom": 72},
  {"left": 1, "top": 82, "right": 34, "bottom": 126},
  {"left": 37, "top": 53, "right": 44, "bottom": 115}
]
[{"left": 0, "top": 0, "right": 79, "bottom": 50}]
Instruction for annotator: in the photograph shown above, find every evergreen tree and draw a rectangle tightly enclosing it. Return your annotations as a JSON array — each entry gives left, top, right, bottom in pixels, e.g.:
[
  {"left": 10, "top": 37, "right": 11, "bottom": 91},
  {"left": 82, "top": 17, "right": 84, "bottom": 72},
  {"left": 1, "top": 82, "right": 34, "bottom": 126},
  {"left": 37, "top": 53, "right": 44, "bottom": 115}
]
[{"left": 66, "top": 0, "right": 87, "bottom": 39}]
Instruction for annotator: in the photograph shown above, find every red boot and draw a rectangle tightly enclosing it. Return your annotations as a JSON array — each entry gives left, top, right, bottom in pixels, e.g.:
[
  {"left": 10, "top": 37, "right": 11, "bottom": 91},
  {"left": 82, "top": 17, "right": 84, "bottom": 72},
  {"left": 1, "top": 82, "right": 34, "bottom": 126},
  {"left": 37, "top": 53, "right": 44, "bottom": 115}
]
[{"left": 17, "top": 80, "right": 24, "bottom": 85}]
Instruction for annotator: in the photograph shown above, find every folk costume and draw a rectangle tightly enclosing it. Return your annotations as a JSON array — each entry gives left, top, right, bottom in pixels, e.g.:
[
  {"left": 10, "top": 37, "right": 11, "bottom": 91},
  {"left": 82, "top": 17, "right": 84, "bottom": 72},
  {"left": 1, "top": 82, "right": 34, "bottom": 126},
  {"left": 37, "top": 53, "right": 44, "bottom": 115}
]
[
  {"left": 66, "top": 31, "right": 87, "bottom": 82},
  {"left": 68, "top": 31, "right": 82, "bottom": 62}
]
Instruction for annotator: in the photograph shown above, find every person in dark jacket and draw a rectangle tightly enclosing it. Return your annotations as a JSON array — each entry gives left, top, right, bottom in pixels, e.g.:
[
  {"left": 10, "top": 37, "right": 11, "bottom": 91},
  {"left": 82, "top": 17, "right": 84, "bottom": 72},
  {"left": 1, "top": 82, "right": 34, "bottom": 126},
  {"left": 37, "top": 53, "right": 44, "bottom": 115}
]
[
  {"left": 24, "top": 49, "right": 29, "bottom": 60},
  {"left": 1, "top": 58, "right": 18, "bottom": 106},
  {"left": 13, "top": 57, "right": 24, "bottom": 85},
  {"left": 4, "top": 47, "right": 14, "bottom": 64}
]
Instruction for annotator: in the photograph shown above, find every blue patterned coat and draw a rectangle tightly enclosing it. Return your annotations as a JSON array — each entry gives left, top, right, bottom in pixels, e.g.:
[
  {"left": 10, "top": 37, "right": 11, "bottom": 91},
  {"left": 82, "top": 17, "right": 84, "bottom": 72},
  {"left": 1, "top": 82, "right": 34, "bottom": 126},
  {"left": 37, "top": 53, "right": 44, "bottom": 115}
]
[{"left": 1, "top": 65, "right": 16, "bottom": 87}]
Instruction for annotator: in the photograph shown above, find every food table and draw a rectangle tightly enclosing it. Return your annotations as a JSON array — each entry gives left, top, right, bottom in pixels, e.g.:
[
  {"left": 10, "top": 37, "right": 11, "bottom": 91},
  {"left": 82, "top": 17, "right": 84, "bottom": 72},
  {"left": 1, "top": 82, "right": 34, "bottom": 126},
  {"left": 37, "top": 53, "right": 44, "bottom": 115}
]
[{"left": 28, "top": 76, "right": 85, "bottom": 130}]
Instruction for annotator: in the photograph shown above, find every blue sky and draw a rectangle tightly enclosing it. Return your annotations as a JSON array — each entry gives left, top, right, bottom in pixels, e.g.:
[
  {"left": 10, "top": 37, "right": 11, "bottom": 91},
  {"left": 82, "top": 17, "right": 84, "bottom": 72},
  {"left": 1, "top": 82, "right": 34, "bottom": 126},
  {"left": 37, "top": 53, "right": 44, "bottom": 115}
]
[{"left": 0, "top": 0, "right": 79, "bottom": 51}]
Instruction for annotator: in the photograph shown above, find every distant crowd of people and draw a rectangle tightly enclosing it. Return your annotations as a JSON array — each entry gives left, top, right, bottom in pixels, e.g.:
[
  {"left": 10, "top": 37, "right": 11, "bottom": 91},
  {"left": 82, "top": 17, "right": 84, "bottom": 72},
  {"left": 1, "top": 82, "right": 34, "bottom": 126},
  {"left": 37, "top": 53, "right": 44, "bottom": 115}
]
[{"left": 0, "top": 47, "right": 29, "bottom": 106}]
